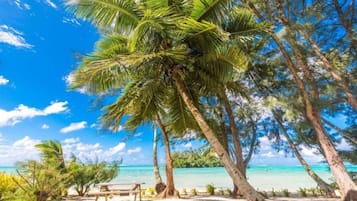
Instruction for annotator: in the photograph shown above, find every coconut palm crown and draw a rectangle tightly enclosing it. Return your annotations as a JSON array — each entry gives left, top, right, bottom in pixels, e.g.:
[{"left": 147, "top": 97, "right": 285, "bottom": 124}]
[{"left": 67, "top": 0, "right": 266, "bottom": 200}]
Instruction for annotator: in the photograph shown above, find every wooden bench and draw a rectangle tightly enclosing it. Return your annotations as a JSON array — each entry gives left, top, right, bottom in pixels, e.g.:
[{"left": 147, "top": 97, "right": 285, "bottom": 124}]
[{"left": 86, "top": 182, "right": 144, "bottom": 201}]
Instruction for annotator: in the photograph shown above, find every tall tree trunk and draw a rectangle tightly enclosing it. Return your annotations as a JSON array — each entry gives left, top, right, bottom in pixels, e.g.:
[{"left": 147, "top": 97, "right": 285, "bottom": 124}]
[
  {"left": 221, "top": 91, "right": 246, "bottom": 197},
  {"left": 298, "top": 29, "right": 357, "bottom": 112},
  {"left": 173, "top": 70, "right": 265, "bottom": 201},
  {"left": 152, "top": 121, "right": 166, "bottom": 194},
  {"left": 218, "top": 104, "right": 230, "bottom": 152},
  {"left": 255, "top": 1, "right": 357, "bottom": 198},
  {"left": 153, "top": 122, "right": 163, "bottom": 184},
  {"left": 244, "top": 120, "right": 257, "bottom": 167},
  {"left": 272, "top": 111, "right": 334, "bottom": 195},
  {"left": 156, "top": 115, "right": 178, "bottom": 198}
]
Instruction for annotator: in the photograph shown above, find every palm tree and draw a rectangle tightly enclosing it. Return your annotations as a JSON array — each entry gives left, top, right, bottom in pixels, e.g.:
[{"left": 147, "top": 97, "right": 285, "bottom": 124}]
[
  {"left": 35, "top": 140, "right": 66, "bottom": 171},
  {"left": 67, "top": 1, "right": 265, "bottom": 200}
]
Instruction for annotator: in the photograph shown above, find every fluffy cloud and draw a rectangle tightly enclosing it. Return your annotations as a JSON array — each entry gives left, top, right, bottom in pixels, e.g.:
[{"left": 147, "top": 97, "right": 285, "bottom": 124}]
[
  {"left": 0, "top": 25, "right": 32, "bottom": 48},
  {"left": 253, "top": 136, "right": 324, "bottom": 165},
  {"left": 108, "top": 142, "right": 126, "bottom": 155},
  {"left": 61, "top": 139, "right": 127, "bottom": 162},
  {"left": 41, "top": 124, "right": 49, "bottom": 129},
  {"left": 0, "top": 136, "right": 40, "bottom": 165},
  {"left": 44, "top": 101, "right": 69, "bottom": 114},
  {"left": 0, "top": 101, "right": 69, "bottom": 127},
  {"left": 0, "top": 76, "right": 9, "bottom": 85},
  {"left": 183, "top": 142, "right": 192, "bottom": 148},
  {"left": 60, "top": 121, "right": 87, "bottom": 133},
  {"left": 127, "top": 147, "right": 141, "bottom": 155}
]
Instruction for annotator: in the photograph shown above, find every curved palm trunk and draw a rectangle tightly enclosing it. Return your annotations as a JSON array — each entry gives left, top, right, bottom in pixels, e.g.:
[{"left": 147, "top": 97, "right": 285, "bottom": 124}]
[
  {"left": 156, "top": 115, "right": 178, "bottom": 198},
  {"left": 173, "top": 71, "right": 264, "bottom": 201},
  {"left": 152, "top": 121, "right": 165, "bottom": 194},
  {"left": 272, "top": 111, "right": 334, "bottom": 195}
]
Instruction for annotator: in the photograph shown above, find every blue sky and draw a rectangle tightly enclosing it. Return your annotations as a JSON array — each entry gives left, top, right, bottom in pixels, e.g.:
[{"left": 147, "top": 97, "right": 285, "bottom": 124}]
[{"left": 0, "top": 0, "right": 351, "bottom": 167}]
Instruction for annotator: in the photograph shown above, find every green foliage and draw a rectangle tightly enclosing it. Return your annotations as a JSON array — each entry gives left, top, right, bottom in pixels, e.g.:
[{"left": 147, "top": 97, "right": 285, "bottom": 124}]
[
  {"left": 271, "top": 188, "right": 277, "bottom": 196},
  {"left": 298, "top": 188, "right": 307, "bottom": 197},
  {"left": 0, "top": 172, "right": 23, "bottom": 200},
  {"left": 206, "top": 184, "right": 215, "bottom": 195},
  {"left": 308, "top": 187, "right": 318, "bottom": 197},
  {"left": 282, "top": 188, "right": 290, "bottom": 197},
  {"left": 218, "top": 188, "right": 224, "bottom": 195},
  {"left": 67, "top": 157, "right": 119, "bottom": 196},
  {"left": 182, "top": 188, "right": 187, "bottom": 195},
  {"left": 14, "top": 161, "right": 72, "bottom": 201},
  {"left": 172, "top": 148, "right": 222, "bottom": 168},
  {"left": 147, "top": 187, "right": 155, "bottom": 195},
  {"left": 226, "top": 188, "right": 232, "bottom": 196},
  {"left": 191, "top": 188, "right": 198, "bottom": 196}
]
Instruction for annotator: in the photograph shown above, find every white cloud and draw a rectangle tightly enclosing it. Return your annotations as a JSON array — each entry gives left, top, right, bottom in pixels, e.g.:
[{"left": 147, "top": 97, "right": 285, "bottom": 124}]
[
  {"left": 0, "top": 101, "right": 69, "bottom": 127},
  {"left": 0, "top": 133, "right": 3, "bottom": 142},
  {"left": 44, "top": 0, "right": 57, "bottom": 8},
  {"left": 62, "top": 18, "right": 80, "bottom": 26},
  {"left": 44, "top": 101, "right": 69, "bottom": 114},
  {"left": 336, "top": 138, "right": 353, "bottom": 151},
  {"left": 183, "top": 142, "right": 192, "bottom": 148},
  {"left": 0, "top": 75, "right": 9, "bottom": 85},
  {"left": 41, "top": 124, "right": 49, "bottom": 129},
  {"left": 0, "top": 25, "right": 32, "bottom": 48},
  {"left": 108, "top": 142, "right": 126, "bottom": 155},
  {"left": 65, "top": 0, "right": 79, "bottom": 5},
  {"left": 127, "top": 147, "right": 141, "bottom": 155},
  {"left": 0, "top": 136, "right": 41, "bottom": 165},
  {"left": 60, "top": 121, "right": 87, "bottom": 133},
  {"left": 62, "top": 137, "right": 80, "bottom": 144}
]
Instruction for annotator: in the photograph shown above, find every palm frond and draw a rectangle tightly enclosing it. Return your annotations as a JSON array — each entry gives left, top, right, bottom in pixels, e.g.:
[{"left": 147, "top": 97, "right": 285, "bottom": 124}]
[
  {"left": 66, "top": 0, "right": 141, "bottom": 33},
  {"left": 177, "top": 18, "right": 229, "bottom": 51},
  {"left": 128, "top": 7, "right": 179, "bottom": 52},
  {"left": 191, "top": 0, "right": 234, "bottom": 24}
]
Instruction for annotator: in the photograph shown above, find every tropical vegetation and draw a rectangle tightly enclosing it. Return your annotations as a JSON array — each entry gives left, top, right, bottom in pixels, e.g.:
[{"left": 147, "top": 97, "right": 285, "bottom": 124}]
[
  {"left": 172, "top": 149, "right": 222, "bottom": 168},
  {"left": 64, "top": 0, "right": 357, "bottom": 200},
  {"left": 9, "top": 140, "right": 118, "bottom": 201}
]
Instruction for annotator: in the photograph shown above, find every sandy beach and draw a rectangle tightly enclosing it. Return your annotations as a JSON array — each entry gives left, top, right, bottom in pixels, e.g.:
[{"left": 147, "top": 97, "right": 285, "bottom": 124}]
[{"left": 66, "top": 194, "right": 341, "bottom": 201}]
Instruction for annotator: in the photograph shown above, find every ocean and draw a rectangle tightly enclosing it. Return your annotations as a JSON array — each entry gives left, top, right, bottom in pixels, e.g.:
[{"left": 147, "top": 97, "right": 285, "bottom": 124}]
[{"left": 2, "top": 165, "right": 357, "bottom": 192}]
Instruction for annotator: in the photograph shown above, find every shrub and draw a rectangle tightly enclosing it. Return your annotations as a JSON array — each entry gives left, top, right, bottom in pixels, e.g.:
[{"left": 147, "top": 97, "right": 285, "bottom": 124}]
[
  {"left": 0, "top": 172, "right": 22, "bottom": 200},
  {"left": 182, "top": 188, "right": 187, "bottom": 195},
  {"left": 308, "top": 187, "right": 318, "bottom": 197},
  {"left": 67, "top": 157, "right": 118, "bottom": 196},
  {"left": 226, "top": 188, "right": 232, "bottom": 196},
  {"left": 282, "top": 189, "right": 290, "bottom": 197},
  {"left": 218, "top": 189, "right": 224, "bottom": 195},
  {"left": 206, "top": 184, "right": 215, "bottom": 195},
  {"left": 191, "top": 188, "right": 198, "bottom": 196},
  {"left": 147, "top": 187, "right": 155, "bottom": 195},
  {"left": 298, "top": 188, "right": 307, "bottom": 197},
  {"left": 271, "top": 188, "right": 277, "bottom": 196}
]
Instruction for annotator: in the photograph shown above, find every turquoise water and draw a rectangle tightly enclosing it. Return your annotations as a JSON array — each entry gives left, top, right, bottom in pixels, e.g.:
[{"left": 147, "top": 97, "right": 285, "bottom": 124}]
[{"left": 2, "top": 165, "right": 357, "bottom": 191}]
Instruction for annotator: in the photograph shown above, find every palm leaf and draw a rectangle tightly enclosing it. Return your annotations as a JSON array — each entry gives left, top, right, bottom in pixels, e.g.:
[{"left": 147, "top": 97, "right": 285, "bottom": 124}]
[
  {"left": 191, "top": 0, "right": 233, "bottom": 24},
  {"left": 66, "top": 0, "right": 141, "bottom": 33}
]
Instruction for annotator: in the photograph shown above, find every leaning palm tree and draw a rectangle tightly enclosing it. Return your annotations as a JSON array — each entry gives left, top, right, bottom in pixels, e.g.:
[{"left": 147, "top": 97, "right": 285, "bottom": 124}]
[{"left": 67, "top": 1, "right": 265, "bottom": 200}]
